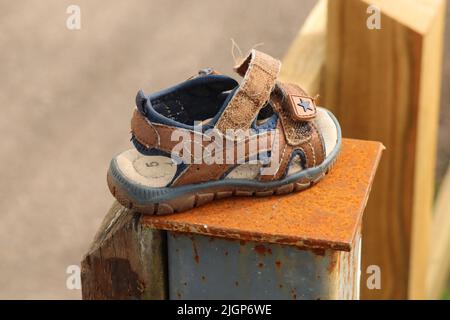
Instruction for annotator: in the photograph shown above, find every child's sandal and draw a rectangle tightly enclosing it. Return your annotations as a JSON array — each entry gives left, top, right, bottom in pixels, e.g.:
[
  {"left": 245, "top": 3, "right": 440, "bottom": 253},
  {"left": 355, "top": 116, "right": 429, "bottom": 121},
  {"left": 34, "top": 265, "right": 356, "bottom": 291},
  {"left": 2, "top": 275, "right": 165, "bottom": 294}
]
[{"left": 108, "top": 50, "right": 341, "bottom": 214}]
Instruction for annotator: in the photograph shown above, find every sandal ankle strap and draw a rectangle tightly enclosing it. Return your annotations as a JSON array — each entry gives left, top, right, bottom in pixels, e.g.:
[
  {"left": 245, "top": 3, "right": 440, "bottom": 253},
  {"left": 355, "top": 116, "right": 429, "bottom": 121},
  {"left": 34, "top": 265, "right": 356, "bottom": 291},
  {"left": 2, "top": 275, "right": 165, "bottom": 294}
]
[{"left": 215, "top": 49, "right": 281, "bottom": 132}]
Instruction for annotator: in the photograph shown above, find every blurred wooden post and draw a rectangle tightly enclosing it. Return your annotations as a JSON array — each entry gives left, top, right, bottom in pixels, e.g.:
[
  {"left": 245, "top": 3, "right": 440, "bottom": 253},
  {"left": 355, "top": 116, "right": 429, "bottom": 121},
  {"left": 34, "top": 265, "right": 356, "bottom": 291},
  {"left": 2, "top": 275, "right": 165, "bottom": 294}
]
[
  {"left": 325, "top": 0, "right": 446, "bottom": 299},
  {"left": 280, "top": 0, "right": 327, "bottom": 96},
  {"left": 427, "top": 166, "right": 450, "bottom": 299}
]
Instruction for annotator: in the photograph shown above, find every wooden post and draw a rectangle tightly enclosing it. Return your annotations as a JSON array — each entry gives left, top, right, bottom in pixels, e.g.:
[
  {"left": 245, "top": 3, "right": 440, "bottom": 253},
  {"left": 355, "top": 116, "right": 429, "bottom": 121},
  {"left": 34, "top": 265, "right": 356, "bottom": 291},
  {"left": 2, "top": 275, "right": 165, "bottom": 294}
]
[
  {"left": 280, "top": 0, "right": 327, "bottom": 96},
  {"left": 325, "top": 0, "right": 446, "bottom": 299},
  {"left": 427, "top": 165, "right": 450, "bottom": 299},
  {"left": 81, "top": 202, "right": 168, "bottom": 299}
]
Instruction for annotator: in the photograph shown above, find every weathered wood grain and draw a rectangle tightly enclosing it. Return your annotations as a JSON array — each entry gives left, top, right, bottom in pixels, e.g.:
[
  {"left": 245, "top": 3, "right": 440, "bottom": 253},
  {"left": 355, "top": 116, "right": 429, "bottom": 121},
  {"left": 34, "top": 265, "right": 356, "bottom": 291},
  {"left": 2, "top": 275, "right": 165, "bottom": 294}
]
[
  {"left": 81, "top": 202, "right": 167, "bottom": 299},
  {"left": 325, "top": 0, "right": 446, "bottom": 299},
  {"left": 280, "top": 0, "right": 327, "bottom": 97},
  {"left": 427, "top": 165, "right": 450, "bottom": 299}
]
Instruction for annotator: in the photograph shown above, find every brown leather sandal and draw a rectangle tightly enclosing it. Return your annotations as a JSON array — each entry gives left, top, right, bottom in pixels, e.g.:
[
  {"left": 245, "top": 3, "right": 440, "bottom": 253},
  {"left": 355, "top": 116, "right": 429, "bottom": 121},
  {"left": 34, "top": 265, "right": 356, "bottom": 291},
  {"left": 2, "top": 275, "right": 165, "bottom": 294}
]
[{"left": 107, "top": 50, "right": 341, "bottom": 214}]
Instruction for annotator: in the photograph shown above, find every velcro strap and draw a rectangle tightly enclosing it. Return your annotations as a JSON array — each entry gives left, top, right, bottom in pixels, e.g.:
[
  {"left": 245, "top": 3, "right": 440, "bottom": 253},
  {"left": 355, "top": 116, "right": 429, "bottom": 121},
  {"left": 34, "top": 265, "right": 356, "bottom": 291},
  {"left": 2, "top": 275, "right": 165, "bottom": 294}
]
[
  {"left": 272, "top": 83, "right": 317, "bottom": 146},
  {"left": 280, "top": 82, "right": 317, "bottom": 121},
  {"left": 216, "top": 49, "right": 281, "bottom": 132}
]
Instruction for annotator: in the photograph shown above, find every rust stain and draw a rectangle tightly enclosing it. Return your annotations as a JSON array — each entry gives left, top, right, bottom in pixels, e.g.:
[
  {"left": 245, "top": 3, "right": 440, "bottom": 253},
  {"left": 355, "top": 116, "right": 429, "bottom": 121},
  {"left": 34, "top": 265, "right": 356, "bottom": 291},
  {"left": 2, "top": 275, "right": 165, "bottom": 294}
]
[
  {"left": 191, "top": 239, "right": 200, "bottom": 264},
  {"left": 275, "top": 260, "right": 282, "bottom": 269},
  {"left": 142, "top": 139, "right": 383, "bottom": 251},
  {"left": 258, "top": 262, "right": 264, "bottom": 268},
  {"left": 311, "top": 248, "right": 326, "bottom": 256},
  {"left": 254, "top": 244, "right": 269, "bottom": 256},
  {"left": 327, "top": 254, "right": 340, "bottom": 273}
]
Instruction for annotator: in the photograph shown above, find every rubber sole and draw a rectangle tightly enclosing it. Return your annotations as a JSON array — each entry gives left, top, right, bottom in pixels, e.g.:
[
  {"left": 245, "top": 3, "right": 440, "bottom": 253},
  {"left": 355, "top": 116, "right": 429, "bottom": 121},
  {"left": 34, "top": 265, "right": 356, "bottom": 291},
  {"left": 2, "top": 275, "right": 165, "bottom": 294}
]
[{"left": 107, "top": 154, "right": 339, "bottom": 215}]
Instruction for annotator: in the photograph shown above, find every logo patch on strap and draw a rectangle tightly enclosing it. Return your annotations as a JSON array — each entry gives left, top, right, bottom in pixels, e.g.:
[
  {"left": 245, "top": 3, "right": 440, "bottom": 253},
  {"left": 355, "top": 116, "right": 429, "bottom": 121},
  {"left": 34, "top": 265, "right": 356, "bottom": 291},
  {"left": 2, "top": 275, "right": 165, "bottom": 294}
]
[{"left": 288, "top": 95, "right": 317, "bottom": 121}]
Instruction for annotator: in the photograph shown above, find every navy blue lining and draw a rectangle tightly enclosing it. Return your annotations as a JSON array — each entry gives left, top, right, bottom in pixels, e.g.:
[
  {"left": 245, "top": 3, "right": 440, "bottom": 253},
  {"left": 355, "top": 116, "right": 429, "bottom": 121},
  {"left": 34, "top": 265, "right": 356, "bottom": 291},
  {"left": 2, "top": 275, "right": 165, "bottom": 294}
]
[
  {"left": 136, "top": 75, "right": 238, "bottom": 131},
  {"left": 252, "top": 112, "right": 278, "bottom": 132}
]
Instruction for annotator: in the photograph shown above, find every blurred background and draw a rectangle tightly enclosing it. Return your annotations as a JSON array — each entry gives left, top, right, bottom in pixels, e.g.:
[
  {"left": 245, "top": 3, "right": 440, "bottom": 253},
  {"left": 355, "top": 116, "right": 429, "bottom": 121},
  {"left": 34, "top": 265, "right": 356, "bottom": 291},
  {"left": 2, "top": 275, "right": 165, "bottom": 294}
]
[{"left": 0, "top": 0, "right": 448, "bottom": 299}]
